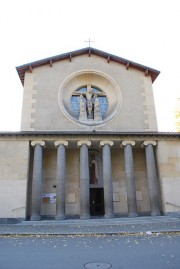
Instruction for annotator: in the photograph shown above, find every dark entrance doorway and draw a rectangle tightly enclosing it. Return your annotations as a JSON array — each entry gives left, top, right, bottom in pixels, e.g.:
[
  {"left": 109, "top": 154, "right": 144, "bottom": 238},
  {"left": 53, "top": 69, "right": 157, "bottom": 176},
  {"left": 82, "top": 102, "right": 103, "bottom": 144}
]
[{"left": 90, "top": 188, "right": 104, "bottom": 216}]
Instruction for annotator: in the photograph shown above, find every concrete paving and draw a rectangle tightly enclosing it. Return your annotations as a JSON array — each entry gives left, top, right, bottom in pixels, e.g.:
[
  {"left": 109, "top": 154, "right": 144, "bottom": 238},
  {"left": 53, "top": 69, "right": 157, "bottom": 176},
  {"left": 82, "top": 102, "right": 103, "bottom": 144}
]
[
  {"left": 0, "top": 216, "right": 180, "bottom": 236},
  {"left": 1, "top": 234, "right": 180, "bottom": 269}
]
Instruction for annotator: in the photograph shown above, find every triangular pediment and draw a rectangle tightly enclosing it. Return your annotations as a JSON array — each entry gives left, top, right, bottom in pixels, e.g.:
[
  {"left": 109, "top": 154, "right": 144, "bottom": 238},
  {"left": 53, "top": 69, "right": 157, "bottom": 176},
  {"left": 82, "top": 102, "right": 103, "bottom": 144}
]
[{"left": 16, "top": 47, "right": 160, "bottom": 85}]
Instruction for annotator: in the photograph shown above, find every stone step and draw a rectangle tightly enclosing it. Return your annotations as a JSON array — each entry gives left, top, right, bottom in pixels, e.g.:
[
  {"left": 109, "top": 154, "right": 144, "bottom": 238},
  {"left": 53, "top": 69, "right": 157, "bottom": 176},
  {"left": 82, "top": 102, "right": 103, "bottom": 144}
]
[{"left": 19, "top": 216, "right": 180, "bottom": 226}]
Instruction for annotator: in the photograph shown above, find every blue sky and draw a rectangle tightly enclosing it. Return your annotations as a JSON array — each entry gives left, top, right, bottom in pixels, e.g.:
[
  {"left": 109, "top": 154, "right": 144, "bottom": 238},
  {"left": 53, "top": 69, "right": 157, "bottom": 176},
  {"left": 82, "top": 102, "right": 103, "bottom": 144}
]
[{"left": 0, "top": 0, "right": 179, "bottom": 131}]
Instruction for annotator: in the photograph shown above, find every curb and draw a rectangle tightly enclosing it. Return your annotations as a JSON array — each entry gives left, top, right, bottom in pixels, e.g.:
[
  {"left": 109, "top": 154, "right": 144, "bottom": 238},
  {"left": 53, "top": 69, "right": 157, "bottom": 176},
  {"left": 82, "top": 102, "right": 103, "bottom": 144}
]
[{"left": 0, "top": 230, "right": 180, "bottom": 237}]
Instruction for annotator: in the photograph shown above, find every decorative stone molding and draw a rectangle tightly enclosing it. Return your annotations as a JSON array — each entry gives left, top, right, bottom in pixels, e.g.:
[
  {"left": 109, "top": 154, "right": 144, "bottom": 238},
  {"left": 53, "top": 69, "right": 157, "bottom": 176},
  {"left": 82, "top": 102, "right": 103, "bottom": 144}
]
[
  {"left": 100, "top": 141, "right": 114, "bottom": 147},
  {"left": 54, "top": 141, "right": 68, "bottom": 147},
  {"left": 121, "top": 140, "right": 135, "bottom": 147},
  {"left": 31, "top": 141, "right": 45, "bottom": 147},
  {"left": 77, "top": 140, "right": 91, "bottom": 147},
  {"left": 21, "top": 73, "right": 37, "bottom": 131},
  {"left": 141, "top": 76, "right": 158, "bottom": 131},
  {"left": 59, "top": 70, "right": 122, "bottom": 126},
  {"left": 142, "top": 140, "right": 157, "bottom": 147}
]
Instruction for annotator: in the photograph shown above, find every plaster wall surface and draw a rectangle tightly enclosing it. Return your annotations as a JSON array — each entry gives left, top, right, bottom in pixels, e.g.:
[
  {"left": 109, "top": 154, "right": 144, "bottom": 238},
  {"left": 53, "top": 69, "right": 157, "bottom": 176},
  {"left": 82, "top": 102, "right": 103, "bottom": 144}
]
[
  {"left": 41, "top": 149, "right": 81, "bottom": 217},
  {"left": 0, "top": 140, "right": 29, "bottom": 219},
  {"left": 21, "top": 54, "right": 157, "bottom": 132},
  {"left": 41, "top": 149, "right": 56, "bottom": 216},
  {"left": 134, "top": 148, "right": 151, "bottom": 212},
  {"left": 112, "top": 148, "right": 150, "bottom": 215},
  {"left": 156, "top": 140, "right": 180, "bottom": 215}
]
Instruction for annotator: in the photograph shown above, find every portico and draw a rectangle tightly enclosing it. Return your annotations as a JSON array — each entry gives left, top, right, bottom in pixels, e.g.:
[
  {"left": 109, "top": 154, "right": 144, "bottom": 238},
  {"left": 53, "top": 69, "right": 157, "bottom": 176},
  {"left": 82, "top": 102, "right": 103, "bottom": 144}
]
[{"left": 29, "top": 135, "right": 160, "bottom": 220}]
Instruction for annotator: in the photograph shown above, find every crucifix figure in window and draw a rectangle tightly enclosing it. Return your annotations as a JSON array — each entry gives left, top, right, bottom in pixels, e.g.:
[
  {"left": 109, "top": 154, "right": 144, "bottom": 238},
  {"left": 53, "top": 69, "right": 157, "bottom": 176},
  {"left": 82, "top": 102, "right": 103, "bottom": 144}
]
[
  {"left": 85, "top": 85, "right": 94, "bottom": 118},
  {"left": 72, "top": 85, "right": 107, "bottom": 121}
]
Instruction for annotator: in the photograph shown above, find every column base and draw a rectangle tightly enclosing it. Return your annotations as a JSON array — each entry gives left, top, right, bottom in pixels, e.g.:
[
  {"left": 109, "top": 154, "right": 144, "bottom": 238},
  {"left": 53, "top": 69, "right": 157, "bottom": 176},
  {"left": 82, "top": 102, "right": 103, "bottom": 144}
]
[
  {"left": 128, "top": 212, "right": 138, "bottom": 218},
  {"left": 30, "top": 215, "right": 41, "bottom": 221},
  {"left": 55, "top": 215, "right": 66, "bottom": 220},
  {"left": 151, "top": 211, "right": 161, "bottom": 216},
  {"left": 104, "top": 214, "right": 114, "bottom": 219},
  {"left": 80, "top": 215, "right": 90, "bottom": 220}
]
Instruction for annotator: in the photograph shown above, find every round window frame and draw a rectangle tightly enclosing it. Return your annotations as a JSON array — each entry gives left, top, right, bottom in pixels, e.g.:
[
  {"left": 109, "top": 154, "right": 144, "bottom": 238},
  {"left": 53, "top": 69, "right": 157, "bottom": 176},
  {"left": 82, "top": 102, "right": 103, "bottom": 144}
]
[{"left": 58, "top": 69, "right": 122, "bottom": 126}]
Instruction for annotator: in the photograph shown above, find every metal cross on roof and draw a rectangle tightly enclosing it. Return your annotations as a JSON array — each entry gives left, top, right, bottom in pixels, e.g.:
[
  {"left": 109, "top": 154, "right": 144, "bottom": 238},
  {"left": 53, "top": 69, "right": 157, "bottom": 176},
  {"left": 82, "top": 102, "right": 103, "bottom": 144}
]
[{"left": 84, "top": 38, "right": 94, "bottom": 47}]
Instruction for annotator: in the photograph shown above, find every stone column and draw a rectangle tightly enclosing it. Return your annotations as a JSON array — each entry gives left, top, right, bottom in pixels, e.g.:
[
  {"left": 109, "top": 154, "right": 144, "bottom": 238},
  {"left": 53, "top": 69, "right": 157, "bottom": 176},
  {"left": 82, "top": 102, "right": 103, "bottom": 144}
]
[
  {"left": 121, "top": 141, "right": 137, "bottom": 217},
  {"left": 54, "top": 141, "right": 68, "bottom": 220},
  {"left": 77, "top": 140, "right": 91, "bottom": 219},
  {"left": 30, "top": 141, "right": 45, "bottom": 221},
  {"left": 100, "top": 141, "right": 114, "bottom": 218},
  {"left": 143, "top": 141, "right": 160, "bottom": 216}
]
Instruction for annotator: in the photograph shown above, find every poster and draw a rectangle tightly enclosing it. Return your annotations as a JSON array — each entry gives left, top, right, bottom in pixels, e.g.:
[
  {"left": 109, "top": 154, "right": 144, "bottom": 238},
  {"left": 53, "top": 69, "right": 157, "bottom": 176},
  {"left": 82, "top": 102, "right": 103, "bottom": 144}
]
[{"left": 42, "top": 193, "right": 56, "bottom": 204}]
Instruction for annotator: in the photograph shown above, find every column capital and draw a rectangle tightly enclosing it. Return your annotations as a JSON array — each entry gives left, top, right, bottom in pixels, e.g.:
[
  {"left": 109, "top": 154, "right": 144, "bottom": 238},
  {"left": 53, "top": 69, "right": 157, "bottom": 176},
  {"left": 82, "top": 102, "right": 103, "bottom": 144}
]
[
  {"left": 100, "top": 140, "right": 114, "bottom": 147},
  {"left": 54, "top": 140, "right": 68, "bottom": 147},
  {"left": 31, "top": 140, "right": 45, "bottom": 147},
  {"left": 121, "top": 140, "right": 135, "bottom": 147},
  {"left": 142, "top": 140, "right": 157, "bottom": 147},
  {"left": 77, "top": 140, "right": 91, "bottom": 147}
]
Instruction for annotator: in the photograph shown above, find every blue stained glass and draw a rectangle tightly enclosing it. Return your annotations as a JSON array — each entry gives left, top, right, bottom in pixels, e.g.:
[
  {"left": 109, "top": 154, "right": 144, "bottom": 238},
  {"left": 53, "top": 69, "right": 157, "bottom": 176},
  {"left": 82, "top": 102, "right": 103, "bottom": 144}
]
[
  {"left": 79, "top": 88, "right": 87, "bottom": 93},
  {"left": 98, "top": 96, "right": 108, "bottom": 114},
  {"left": 71, "top": 96, "right": 80, "bottom": 114}
]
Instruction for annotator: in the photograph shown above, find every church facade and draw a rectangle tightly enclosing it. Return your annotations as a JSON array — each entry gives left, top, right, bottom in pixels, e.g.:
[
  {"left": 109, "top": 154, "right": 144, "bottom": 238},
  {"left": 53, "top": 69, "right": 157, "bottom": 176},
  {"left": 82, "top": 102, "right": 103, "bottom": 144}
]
[{"left": 0, "top": 47, "right": 180, "bottom": 223}]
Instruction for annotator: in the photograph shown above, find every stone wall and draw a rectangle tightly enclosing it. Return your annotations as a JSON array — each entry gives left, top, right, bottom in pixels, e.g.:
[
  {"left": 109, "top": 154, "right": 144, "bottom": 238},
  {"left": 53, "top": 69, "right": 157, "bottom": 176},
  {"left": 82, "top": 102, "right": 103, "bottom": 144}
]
[
  {"left": 112, "top": 148, "right": 151, "bottom": 216},
  {"left": 0, "top": 140, "right": 30, "bottom": 222},
  {"left": 40, "top": 148, "right": 81, "bottom": 217},
  {"left": 156, "top": 140, "right": 180, "bottom": 216},
  {"left": 21, "top": 54, "right": 157, "bottom": 132}
]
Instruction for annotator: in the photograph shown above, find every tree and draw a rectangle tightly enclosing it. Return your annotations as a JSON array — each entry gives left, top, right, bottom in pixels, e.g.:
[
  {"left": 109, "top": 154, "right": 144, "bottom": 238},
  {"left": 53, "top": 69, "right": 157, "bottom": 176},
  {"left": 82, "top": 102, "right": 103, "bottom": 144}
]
[{"left": 175, "top": 98, "right": 180, "bottom": 132}]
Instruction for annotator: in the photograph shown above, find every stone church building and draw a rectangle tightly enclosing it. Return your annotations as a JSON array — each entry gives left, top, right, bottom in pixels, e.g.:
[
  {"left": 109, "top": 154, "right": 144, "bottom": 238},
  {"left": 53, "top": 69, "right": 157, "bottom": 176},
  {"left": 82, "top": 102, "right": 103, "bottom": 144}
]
[{"left": 0, "top": 47, "right": 180, "bottom": 223}]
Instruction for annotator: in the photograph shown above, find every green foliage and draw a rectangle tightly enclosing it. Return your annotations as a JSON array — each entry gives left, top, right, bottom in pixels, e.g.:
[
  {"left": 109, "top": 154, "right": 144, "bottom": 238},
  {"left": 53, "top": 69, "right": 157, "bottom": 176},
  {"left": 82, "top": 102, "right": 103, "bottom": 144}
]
[{"left": 175, "top": 98, "right": 180, "bottom": 132}]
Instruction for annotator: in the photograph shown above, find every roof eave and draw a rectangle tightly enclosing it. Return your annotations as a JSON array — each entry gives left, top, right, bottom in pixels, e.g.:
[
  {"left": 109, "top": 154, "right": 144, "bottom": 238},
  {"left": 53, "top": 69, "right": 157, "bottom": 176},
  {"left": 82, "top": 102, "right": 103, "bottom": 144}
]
[
  {"left": 0, "top": 131, "right": 179, "bottom": 138},
  {"left": 16, "top": 47, "right": 160, "bottom": 86}
]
